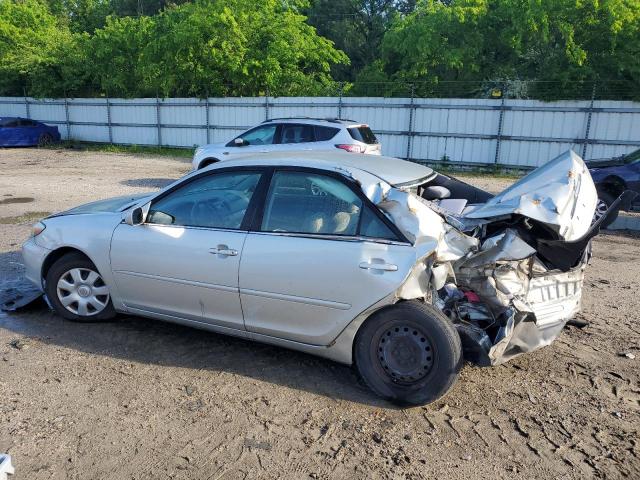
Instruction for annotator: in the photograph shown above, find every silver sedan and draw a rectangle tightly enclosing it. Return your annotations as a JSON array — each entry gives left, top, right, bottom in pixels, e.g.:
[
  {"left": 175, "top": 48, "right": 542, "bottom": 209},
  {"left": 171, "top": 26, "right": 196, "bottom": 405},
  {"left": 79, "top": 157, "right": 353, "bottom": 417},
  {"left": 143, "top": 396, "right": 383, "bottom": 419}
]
[{"left": 22, "top": 151, "right": 606, "bottom": 405}]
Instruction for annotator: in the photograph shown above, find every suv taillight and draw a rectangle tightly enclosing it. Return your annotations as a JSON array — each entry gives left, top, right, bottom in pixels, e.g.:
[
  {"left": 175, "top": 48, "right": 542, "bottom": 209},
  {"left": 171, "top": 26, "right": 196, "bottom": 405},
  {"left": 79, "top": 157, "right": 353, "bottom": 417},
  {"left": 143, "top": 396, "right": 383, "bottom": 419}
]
[{"left": 335, "top": 144, "right": 365, "bottom": 153}]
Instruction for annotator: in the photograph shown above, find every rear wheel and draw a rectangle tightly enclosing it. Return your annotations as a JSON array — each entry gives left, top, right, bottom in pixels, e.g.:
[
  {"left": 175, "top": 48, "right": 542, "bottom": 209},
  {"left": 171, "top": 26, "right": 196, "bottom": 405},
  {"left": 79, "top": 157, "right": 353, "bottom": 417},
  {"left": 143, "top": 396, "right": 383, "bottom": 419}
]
[
  {"left": 594, "top": 189, "right": 618, "bottom": 228},
  {"left": 38, "top": 133, "right": 54, "bottom": 147},
  {"left": 355, "top": 301, "right": 462, "bottom": 406},
  {"left": 45, "top": 253, "right": 116, "bottom": 322}
]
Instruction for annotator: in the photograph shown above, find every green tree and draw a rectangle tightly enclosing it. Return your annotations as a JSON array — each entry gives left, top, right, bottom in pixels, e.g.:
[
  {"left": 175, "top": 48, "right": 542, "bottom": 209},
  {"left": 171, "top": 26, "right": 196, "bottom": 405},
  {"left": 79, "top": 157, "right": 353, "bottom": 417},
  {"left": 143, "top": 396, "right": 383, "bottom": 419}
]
[
  {"left": 369, "top": 0, "right": 640, "bottom": 99},
  {"left": 305, "top": 0, "right": 416, "bottom": 81},
  {"left": 89, "top": 0, "right": 348, "bottom": 97},
  {"left": 0, "top": 0, "right": 90, "bottom": 96}
]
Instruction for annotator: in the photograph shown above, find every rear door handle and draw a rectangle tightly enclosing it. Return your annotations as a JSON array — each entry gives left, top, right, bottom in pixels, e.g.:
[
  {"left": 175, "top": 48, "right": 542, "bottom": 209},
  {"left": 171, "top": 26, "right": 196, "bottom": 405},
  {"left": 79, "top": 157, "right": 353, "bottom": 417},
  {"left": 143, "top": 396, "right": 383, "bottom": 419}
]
[
  {"left": 209, "top": 244, "right": 238, "bottom": 257},
  {"left": 359, "top": 260, "right": 398, "bottom": 272}
]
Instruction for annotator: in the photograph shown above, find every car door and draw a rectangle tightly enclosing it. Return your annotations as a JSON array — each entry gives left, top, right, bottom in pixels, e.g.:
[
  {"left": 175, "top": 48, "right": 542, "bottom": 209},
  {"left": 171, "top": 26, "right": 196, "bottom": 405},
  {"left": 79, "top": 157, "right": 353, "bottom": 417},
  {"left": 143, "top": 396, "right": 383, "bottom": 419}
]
[
  {"left": 225, "top": 123, "right": 280, "bottom": 157},
  {"left": 19, "top": 119, "right": 40, "bottom": 145},
  {"left": 110, "top": 167, "right": 266, "bottom": 330},
  {"left": 239, "top": 168, "right": 417, "bottom": 345}
]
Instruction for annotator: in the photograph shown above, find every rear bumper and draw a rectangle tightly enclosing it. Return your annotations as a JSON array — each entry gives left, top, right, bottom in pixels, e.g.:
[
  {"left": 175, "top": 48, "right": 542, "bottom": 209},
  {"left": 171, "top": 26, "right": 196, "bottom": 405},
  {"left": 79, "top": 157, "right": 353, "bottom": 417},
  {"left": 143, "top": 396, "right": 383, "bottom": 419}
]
[
  {"left": 455, "top": 261, "right": 586, "bottom": 366},
  {"left": 21, "top": 237, "right": 50, "bottom": 290}
]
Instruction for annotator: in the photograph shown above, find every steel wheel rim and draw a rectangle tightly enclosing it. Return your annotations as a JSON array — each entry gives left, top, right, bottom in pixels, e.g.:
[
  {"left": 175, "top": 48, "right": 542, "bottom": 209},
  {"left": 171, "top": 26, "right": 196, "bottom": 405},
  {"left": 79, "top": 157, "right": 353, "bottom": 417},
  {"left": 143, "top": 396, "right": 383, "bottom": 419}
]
[
  {"left": 56, "top": 267, "right": 110, "bottom": 316},
  {"left": 594, "top": 199, "right": 608, "bottom": 221},
  {"left": 377, "top": 325, "right": 434, "bottom": 384}
]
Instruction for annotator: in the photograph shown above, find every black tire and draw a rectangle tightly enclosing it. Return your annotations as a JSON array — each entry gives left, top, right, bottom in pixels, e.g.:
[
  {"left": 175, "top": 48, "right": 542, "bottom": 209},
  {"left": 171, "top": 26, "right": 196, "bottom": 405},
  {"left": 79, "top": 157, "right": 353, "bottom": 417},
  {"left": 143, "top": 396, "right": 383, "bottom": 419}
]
[
  {"left": 45, "top": 252, "right": 116, "bottom": 322},
  {"left": 355, "top": 301, "right": 462, "bottom": 406},
  {"left": 595, "top": 189, "right": 619, "bottom": 229},
  {"left": 38, "top": 133, "right": 53, "bottom": 147}
]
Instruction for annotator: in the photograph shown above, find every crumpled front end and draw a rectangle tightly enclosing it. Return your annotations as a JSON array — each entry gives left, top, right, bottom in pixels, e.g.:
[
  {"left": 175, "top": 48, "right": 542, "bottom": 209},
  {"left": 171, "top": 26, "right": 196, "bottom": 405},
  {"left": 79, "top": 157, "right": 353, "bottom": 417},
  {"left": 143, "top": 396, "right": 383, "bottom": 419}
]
[{"left": 362, "top": 150, "right": 599, "bottom": 366}]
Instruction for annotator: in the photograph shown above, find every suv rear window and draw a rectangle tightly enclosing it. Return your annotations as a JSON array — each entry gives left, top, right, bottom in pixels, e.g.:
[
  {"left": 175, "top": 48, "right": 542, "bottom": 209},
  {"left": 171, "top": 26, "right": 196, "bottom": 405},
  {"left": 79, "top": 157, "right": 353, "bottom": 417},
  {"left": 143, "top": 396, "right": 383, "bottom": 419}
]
[
  {"left": 314, "top": 126, "right": 340, "bottom": 141},
  {"left": 347, "top": 126, "right": 378, "bottom": 145}
]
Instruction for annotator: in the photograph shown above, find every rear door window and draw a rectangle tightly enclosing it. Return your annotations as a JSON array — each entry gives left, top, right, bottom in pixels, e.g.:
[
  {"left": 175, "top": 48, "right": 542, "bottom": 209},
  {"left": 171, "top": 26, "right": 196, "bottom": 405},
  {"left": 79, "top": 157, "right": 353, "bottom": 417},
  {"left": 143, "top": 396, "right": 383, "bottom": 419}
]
[
  {"left": 347, "top": 126, "right": 378, "bottom": 144},
  {"left": 260, "top": 170, "right": 400, "bottom": 241},
  {"left": 280, "top": 124, "right": 315, "bottom": 144}
]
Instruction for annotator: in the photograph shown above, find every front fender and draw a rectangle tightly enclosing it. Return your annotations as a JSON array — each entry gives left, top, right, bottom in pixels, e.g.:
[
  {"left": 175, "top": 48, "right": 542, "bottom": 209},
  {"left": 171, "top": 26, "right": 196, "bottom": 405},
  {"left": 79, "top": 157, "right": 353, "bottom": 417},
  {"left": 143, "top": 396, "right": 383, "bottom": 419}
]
[{"left": 35, "top": 213, "right": 126, "bottom": 309}]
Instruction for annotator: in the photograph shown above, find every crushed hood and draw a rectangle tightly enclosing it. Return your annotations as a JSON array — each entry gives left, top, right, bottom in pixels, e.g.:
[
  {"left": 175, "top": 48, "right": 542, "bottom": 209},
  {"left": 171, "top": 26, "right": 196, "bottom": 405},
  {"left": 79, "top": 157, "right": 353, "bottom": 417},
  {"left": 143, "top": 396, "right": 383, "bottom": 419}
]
[{"left": 462, "top": 151, "right": 597, "bottom": 241}]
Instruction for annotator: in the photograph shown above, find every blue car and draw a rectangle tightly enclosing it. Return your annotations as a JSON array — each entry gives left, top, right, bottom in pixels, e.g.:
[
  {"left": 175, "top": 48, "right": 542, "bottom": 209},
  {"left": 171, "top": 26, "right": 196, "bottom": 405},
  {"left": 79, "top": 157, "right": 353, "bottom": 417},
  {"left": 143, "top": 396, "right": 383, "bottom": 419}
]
[
  {"left": 588, "top": 148, "right": 640, "bottom": 227},
  {"left": 0, "top": 117, "right": 61, "bottom": 147}
]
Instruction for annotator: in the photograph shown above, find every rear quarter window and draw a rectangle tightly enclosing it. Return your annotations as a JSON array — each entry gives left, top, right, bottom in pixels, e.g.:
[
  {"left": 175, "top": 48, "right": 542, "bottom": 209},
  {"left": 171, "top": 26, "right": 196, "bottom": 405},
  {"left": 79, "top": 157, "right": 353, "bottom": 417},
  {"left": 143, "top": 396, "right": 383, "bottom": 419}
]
[
  {"left": 347, "top": 126, "right": 378, "bottom": 144},
  {"left": 314, "top": 126, "right": 340, "bottom": 141}
]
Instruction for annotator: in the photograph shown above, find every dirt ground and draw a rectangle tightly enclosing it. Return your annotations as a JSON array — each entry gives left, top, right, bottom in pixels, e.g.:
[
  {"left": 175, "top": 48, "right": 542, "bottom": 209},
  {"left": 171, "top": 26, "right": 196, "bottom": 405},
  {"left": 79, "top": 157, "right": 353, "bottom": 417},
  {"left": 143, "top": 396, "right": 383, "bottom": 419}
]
[{"left": 0, "top": 147, "right": 638, "bottom": 480}]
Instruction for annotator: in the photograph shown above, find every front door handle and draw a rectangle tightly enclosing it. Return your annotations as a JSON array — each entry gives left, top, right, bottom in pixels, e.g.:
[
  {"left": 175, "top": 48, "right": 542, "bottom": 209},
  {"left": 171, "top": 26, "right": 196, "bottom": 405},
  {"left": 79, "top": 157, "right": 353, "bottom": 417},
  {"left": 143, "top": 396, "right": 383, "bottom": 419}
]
[
  {"left": 209, "top": 244, "right": 238, "bottom": 257},
  {"left": 359, "top": 260, "right": 398, "bottom": 272}
]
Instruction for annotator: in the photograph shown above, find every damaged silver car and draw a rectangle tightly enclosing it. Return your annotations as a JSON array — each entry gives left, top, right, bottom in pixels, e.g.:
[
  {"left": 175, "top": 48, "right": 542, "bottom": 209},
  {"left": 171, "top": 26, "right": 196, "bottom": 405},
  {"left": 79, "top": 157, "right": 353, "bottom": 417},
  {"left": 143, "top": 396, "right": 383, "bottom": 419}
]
[{"left": 19, "top": 150, "right": 625, "bottom": 405}]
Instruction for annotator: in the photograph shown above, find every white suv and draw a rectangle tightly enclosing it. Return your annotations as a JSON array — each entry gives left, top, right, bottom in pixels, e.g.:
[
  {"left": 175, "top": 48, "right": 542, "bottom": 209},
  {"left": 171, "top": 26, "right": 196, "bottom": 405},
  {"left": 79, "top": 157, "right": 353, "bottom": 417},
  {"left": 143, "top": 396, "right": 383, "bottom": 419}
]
[{"left": 192, "top": 117, "right": 381, "bottom": 170}]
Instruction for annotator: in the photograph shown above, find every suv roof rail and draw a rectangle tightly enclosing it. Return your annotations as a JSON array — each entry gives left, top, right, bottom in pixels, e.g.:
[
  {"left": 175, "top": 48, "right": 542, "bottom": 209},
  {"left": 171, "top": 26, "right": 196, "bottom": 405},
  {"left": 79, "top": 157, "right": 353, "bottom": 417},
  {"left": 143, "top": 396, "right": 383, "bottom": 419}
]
[{"left": 262, "top": 117, "right": 359, "bottom": 124}]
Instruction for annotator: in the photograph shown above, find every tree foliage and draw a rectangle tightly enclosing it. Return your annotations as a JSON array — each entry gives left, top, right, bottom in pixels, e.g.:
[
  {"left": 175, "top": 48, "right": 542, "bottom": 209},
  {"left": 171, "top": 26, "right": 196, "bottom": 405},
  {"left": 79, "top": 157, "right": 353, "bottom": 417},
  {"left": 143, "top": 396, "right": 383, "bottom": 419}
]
[
  {"left": 0, "top": 0, "right": 638, "bottom": 99},
  {"left": 373, "top": 0, "right": 640, "bottom": 98},
  {"left": 0, "top": 0, "right": 348, "bottom": 97}
]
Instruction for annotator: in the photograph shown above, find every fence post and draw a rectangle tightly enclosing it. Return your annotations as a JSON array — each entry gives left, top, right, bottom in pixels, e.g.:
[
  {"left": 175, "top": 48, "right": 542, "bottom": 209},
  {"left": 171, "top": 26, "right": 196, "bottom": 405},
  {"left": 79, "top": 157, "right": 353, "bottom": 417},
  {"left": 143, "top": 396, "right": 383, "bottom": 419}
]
[
  {"left": 337, "top": 82, "right": 344, "bottom": 119},
  {"left": 23, "top": 88, "right": 30, "bottom": 119},
  {"left": 493, "top": 84, "right": 506, "bottom": 165},
  {"left": 64, "top": 94, "right": 71, "bottom": 141},
  {"left": 156, "top": 95, "right": 162, "bottom": 146},
  {"left": 265, "top": 86, "right": 270, "bottom": 121},
  {"left": 106, "top": 96, "right": 113, "bottom": 144},
  {"left": 406, "top": 83, "right": 415, "bottom": 160},
  {"left": 581, "top": 83, "right": 597, "bottom": 159},
  {"left": 205, "top": 95, "right": 211, "bottom": 144}
]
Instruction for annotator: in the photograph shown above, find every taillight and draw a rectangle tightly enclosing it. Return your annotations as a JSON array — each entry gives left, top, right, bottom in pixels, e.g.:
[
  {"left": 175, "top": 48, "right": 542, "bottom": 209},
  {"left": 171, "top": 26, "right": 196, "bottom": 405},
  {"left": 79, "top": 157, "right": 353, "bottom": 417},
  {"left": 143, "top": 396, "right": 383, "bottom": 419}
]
[{"left": 335, "top": 144, "right": 365, "bottom": 153}]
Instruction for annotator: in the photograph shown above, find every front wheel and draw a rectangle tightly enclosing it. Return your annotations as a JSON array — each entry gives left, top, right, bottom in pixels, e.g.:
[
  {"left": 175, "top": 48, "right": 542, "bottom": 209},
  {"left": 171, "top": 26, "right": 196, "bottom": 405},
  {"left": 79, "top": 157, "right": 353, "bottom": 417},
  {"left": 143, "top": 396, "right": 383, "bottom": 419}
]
[
  {"left": 45, "top": 253, "right": 116, "bottom": 322},
  {"left": 355, "top": 301, "right": 462, "bottom": 406}
]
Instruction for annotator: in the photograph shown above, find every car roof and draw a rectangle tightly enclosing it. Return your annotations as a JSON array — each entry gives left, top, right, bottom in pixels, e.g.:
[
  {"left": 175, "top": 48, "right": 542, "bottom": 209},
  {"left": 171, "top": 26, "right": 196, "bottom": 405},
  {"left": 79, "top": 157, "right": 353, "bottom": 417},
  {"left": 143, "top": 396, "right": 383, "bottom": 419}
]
[
  {"left": 261, "top": 117, "right": 367, "bottom": 127},
  {"left": 202, "top": 151, "right": 435, "bottom": 187}
]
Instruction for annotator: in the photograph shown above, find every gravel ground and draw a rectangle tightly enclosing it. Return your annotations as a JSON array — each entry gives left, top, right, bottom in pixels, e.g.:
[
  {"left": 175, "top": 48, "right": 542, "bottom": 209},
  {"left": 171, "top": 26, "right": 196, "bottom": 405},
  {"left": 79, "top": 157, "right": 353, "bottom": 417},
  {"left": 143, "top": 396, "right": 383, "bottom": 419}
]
[{"left": 1, "top": 148, "right": 639, "bottom": 480}]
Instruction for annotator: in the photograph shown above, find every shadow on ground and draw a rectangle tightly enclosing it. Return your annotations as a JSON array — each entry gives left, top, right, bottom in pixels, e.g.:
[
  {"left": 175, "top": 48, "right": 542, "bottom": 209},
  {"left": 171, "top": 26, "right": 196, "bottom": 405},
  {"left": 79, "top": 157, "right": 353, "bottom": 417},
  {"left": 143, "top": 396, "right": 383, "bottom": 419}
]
[{"left": 0, "top": 250, "right": 389, "bottom": 407}]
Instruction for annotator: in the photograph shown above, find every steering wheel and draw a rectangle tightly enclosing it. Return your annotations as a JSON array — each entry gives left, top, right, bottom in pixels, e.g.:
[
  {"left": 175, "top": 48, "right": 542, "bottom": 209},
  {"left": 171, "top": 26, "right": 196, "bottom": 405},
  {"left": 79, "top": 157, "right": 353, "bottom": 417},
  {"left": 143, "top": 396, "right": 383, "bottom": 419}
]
[
  {"left": 190, "top": 199, "right": 230, "bottom": 226},
  {"left": 310, "top": 182, "right": 327, "bottom": 196}
]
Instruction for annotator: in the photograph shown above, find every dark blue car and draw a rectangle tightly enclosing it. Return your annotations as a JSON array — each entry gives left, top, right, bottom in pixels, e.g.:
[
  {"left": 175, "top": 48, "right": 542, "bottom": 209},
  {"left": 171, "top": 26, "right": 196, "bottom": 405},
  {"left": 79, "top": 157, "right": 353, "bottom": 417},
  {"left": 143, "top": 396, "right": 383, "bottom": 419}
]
[
  {"left": 588, "top": 148, "right": 640, "bottom": 227},
  {"left": 0, "top": 117, "right": 61, "bottom": 147}
]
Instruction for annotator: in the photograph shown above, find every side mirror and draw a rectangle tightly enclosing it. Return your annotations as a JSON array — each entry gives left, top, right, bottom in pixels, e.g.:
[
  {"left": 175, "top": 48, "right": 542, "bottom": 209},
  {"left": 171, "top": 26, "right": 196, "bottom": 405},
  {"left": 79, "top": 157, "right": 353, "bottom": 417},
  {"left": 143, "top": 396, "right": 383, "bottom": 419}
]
[
  {"left": 234, "top": 137, "right": 246, "bottom": 146},
  {"left": 125, "top": 206, "right": 144, "bottom": 226}
]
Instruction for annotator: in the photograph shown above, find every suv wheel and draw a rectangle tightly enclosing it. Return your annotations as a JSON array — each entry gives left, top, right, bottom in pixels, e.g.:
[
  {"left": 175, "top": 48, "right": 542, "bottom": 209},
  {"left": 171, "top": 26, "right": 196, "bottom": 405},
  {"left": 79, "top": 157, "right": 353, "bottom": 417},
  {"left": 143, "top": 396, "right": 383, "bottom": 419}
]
[{"left": 355, "top": 301, "right": 462, "bottom": 406}]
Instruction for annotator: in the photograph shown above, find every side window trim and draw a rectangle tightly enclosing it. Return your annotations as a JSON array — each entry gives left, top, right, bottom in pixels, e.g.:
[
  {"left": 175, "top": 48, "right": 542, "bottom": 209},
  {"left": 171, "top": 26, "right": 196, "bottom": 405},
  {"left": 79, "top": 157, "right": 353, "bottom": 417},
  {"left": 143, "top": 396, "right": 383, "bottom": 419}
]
[
  {"left": 144, "top": 166, "right": 270, "bottom": 231},
  {"left": 249, "top": 166, "right": 410, "bottom": 244}
]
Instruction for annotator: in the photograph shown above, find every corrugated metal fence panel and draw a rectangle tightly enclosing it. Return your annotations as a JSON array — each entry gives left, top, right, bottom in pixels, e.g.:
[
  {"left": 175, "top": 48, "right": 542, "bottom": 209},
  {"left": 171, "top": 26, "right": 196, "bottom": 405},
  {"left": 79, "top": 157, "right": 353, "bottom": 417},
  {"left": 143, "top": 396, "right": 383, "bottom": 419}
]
[
  {"left": 2, "top": 96, "right": 639, "bottom": 167},
  {"left": 271, "top": 97, "right": 337, "bottom": 120}
]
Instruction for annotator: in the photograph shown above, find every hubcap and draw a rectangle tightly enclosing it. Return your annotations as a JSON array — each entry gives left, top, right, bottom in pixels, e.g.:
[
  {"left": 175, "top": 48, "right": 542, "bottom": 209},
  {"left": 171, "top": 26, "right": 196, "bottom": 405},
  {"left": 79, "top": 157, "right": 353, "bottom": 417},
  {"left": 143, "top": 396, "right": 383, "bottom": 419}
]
[
  {"left": 56, "top": 268, "right": 110, "bottom": 316},
  {"left": 378, "top": 326, "right": 434, "bottom": 384}
]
